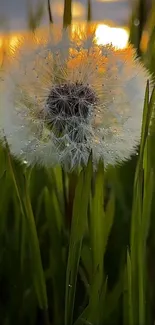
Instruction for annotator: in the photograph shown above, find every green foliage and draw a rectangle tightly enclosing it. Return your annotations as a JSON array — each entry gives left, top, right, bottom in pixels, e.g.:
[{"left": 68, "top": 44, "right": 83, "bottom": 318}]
[
  {"left": 1, "top": 79, "right": 155, "bottom": 325},
  {"left": 2, "top": 0, "right": 155, "bottom": 324}
]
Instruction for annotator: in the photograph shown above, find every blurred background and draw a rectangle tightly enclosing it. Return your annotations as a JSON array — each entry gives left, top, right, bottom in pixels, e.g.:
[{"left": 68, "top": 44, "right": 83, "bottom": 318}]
[
  {"left": 0, "top": 0, "right": 153, "bottom": 51},
  {"left": 0, "top": 0, "right": 131, "bottom": 29}
]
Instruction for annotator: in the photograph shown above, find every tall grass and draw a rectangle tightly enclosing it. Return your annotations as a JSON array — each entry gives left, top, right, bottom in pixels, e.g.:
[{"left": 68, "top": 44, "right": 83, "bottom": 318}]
[
  {"left": 1, "top": 81, "right": 154, "bottom": 325},
  {"left": 1, "top": 0, "right": 155, "bottom": 324}
]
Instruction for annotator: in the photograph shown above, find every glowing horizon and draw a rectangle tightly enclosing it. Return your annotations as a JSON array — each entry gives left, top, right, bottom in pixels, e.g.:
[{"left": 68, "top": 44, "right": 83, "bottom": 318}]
[{"left": 0, "top": 23, "right": 129, "bottom": 61}]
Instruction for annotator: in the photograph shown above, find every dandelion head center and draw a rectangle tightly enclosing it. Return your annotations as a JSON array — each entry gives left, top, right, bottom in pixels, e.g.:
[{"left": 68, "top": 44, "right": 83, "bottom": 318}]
[{"left": 46, "top": 82, "right": 97, "bottom": 121}]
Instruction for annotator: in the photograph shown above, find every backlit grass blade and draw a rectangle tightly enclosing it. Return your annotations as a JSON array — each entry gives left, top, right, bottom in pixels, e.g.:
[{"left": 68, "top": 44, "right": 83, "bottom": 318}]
[
  {"left": 129, "top": 83, "right": 155, "bottom": 325},
  {"left": 103, "top": 268, "right": 124, "bottom": 323},
  {"left": 23, "top": 173, "right": 48, "bottom": 311},
  {"left": 142, "top": 139, "right": 154, "bottom": 246},
  {"left": 88, "top": 162, "right": 105, "bottom": 324},
  {"left": 126, "top": 250, "right": 134, "bottom": 325},
  {"left": 44, "top": 186, "right": 65, "bottom": 325},
  {"left": 5, "top": 147, "right": 48, "bottom": 311},
  {"left": 65, "top": 157, "right": 92, "bottom": 325},
  {"left": 86, "top": 162, "right": 115, "bottom": 325}
]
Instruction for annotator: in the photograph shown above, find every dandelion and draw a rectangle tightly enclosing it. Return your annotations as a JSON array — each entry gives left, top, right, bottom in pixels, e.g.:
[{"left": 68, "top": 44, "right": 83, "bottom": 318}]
[{"left": 0, "top": 27, "right": 149, "bottom": 170}]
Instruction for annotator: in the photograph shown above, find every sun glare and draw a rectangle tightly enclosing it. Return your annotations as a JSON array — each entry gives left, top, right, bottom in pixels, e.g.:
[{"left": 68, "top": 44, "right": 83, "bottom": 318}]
[
  {"left": 0, "top": 35, "right": 19, "bottom": 51},
  {"left": 9, "top": 36, "right": 19, "bottom": 48},
  {"left": 95, "top": 24, "right": 129, "bottom": 49},
  {"left": 0, "top": 23, "right": 129, "bottom": 61}
]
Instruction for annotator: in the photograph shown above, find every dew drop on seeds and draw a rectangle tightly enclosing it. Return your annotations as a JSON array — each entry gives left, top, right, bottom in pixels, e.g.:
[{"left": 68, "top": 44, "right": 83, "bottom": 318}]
[
  {"left": 23, "top": 160, "right": 28, "bottom": 165},
  {"left": 134, "top": 18, "right": 140, "bottom": 26},
  {"left": 68, "top": 284, "right": 72, "bottom": 288}
]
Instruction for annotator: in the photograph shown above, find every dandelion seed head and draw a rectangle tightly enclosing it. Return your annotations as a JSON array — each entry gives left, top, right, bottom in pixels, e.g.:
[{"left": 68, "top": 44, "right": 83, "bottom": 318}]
[
  {"left": 0, "top": 27, "right": 149, "bottom": 169},
  {"left": 46, "top": 82, "right": 96, "bottom": 119}
]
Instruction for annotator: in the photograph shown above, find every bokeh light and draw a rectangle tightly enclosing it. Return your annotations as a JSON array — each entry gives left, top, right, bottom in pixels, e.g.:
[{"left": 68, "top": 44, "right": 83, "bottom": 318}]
[
  {"left": 52, "top": 1, "right": 85, "bottom": 19},
  {"left": 95, "top": 24, "right": 129, "bottom": 48}
]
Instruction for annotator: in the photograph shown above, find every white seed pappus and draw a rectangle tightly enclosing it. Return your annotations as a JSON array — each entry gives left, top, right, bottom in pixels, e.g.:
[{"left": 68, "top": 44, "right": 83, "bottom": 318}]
[{"left": 0, "top": 27, "right": 149, "bottom": 169}]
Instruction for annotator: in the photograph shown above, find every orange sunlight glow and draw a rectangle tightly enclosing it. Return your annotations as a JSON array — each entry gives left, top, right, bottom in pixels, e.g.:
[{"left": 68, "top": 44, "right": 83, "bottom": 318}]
[
  {"left": 0, "top": 23, "right": 129, "bottom": 64},
  {"left": 95, "top": 24, "right": 129, "bottom": 49},
  {"left": 0, "top": 35, "right": 21, "bottom": 66},
  {"left": 0, "top": 35, "right": 20, "bottom": 52},
  {"left": 52, "top": 1, "right": 85, "bottom": 19},
  {"left": 9, "top": 35, "right": 19, "bottom": 48}
]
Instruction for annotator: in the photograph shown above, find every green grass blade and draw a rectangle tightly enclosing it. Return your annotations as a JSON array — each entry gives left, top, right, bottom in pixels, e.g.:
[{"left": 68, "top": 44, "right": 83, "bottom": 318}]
[
  {"left": 126, "top": 250, "right": 134, "bottom": 325},
  {"left": 44, "top": 186, "right": 65, "bottom": 325},
  {"left": 65, "top": 158, "right": 92, "bottom": 325},
  {"left": 86, "top": 162, "right": 106, "bottom": 325},
  {"left": 129, "top": 83, "right": 155, "bottom": 325},
  {"left": 6, "top": 148, "right": 48, "bottom": 311},
  {"left": 23, "top": 173, "right": 48, "bottom": 310}
]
